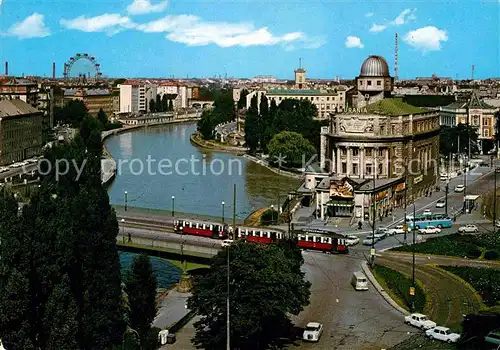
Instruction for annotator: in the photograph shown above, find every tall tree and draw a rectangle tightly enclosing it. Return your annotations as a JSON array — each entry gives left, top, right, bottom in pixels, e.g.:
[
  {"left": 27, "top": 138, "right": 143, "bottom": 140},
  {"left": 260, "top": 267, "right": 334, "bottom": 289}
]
[
  {"left": 268, "top": 131, "right": 317, "bottom": 168},
  {"left": 97, "top": 108, "right": 108, "bottom": 127},
  {"left": 124, "top": 254, "right": 158, "bottom": 348},
  {"left": 237, "top": 89, "right": 249, "bottom": 110},
  {"left": 259, "top": 94, "right": 269, "bottom": 148},
  {"left": 156, "top": 94, "right": 162, "bottom": 112},
  {"left": 188, "top": 241, "right": 310, "bottom": 350},
  {"left": 244, "top": 95, "right": 260, "bottom": 153},
  {"left": 149, "top": 98, "right": 156, "bottom": 113},
  {"left": 55, "top": 100, "right": 89, "bottom": 127},
  {"left": 161, "top": 95, "right": 169, "bottom": 112},
  {"left": 197, "top": 110, "right": 215, "bottom": 140}
]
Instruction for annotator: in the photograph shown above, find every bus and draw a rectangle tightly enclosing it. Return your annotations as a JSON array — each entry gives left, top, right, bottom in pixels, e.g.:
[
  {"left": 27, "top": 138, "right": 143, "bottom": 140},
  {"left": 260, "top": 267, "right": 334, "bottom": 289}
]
[{"left": 407, "top": 213, "right": 452, "bottom": 230}]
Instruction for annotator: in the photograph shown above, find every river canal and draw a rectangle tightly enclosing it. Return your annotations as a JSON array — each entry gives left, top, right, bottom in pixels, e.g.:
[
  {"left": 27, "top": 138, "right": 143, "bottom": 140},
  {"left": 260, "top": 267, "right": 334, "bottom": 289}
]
[{"left": 105, "top": 122, "right": 300, "bottom": 219}]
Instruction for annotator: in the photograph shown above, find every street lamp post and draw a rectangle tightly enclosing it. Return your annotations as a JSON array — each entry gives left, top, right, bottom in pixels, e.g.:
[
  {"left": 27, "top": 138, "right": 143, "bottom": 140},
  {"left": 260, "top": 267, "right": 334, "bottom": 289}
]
[
  {"left": 171, "top": 196, "right": 175, "bottom": 217},
  {"left": 445, "top": 179, "right": 449, "bottom": 216},
  {"left": 124, "top": 191, "right": 128, "bottom": 211},
  {"left": 271, "top": 205, "right": 275, "bottom": 225},
  {"left": 222, "top": 201, "right": 225, "bottom": 225}
]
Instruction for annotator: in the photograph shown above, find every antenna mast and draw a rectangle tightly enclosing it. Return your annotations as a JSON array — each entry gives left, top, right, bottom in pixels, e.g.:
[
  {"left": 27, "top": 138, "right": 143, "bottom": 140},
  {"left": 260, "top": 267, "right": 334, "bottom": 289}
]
[
  {"left": 471, "top": 65, "right": 475, "bottom": 80},
  {"left": 299, "top": 57, "right": 302, "bottom": 69},
  {"left": 394, "top": 33, "right": 399, "bottom": 81}
]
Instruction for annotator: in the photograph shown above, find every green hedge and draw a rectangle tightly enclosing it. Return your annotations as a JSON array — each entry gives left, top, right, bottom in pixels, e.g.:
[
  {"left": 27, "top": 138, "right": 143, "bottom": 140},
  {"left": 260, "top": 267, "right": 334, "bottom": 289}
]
[
  {"left": 374, "top": 265, "right": 426, "bottom": 313},
  {"left": 391, "top": 235, "right": 490, "bottom": 259},
  {"left": 442, "top": 266, "right": 500, "bottom": 307},
  {"left": 484, "top": 250, "right": 499, "bottom": 260},
  {"left": 260, "top": 209, "right": 279, "bottom": 226}
]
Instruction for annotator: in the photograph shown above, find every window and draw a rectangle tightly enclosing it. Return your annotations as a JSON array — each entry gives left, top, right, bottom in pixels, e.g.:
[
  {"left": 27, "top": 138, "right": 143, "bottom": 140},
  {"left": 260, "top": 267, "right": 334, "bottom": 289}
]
[
  {"left": 473, "top": 116, "right": 480, "bottom": 126},
  {"left": 483, "top": 118, "right": 489, "bottom": 126},
  {"left": 353, "top": 148, "right": 359, "bottom": 156},
  {"left": 316, "top": 97, "right": 319, "bottom": 100},
  {"left": 378, "top": 163, "right": 383, "bottom": 175},
  {"left": 342, "top": 162, "right": 347, "bottom": 173},
  {"left": 366, "top": 164, "right": 372, "bottom": 175},
  {"left": 380, "top": 125, "right": 385, "bottom": 134},
  {"left": 326, "top": 105, "right": 330, "bottom": 110},
  {"left": 341, "top": 147, "right": 346, "bottom": 156},
  {"left": 377, "top": 80, "right": 381, "bottom": 86},
  {"left": 353, "top": 163, "right": 358, "bottom": 175},
  {"left": 365, "top": 148, "right": 372, "bottom": 156},
  {"left": 391, "top": 124, "right": 396, "bottom": 134},
  {"left": 484, "top": 129, "right": 489, "bottom": 137},
  {"left": 359, "top": 80, "right": 363, "bottom": 85},
  {"left": 327, "top": 97, "right": 330, "bottom": 101},
  {"left": 378, "top": 149, "right": 383, "bottom": 157},
  {"left": 367, "top": 80, "right": 372, "bottom": 86}
]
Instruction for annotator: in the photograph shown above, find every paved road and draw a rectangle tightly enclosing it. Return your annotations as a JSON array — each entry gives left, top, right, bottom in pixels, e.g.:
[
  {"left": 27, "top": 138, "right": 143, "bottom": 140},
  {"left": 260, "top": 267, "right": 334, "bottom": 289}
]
[
  {"left": 0, "top": 163, "right": 38, "bottom": 181},
  {"left": 292, "top": 251, "right": 416, "bottom": 350}
]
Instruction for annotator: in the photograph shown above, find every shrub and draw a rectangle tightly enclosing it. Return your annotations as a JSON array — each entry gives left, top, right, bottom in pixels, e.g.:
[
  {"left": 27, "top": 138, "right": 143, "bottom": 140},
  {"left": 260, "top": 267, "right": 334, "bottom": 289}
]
[
  {"left": 484, "top": 250, "right": 499, "bottom": 260},
  {"left": 261, "top": 209, "right": 279, "bottom": 225},
  {"left": 374, "top": 265, "right": 426, "bottom": 313}
]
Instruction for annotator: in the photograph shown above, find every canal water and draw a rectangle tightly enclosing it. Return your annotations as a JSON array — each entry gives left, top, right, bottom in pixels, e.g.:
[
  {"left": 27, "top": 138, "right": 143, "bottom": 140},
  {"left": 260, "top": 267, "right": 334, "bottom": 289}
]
[
  {"left": 105, "top": 123, "right": 300, "bottom": 219},
  {"left": 119, "top": 252, "right": 181, "bottom": 289}
]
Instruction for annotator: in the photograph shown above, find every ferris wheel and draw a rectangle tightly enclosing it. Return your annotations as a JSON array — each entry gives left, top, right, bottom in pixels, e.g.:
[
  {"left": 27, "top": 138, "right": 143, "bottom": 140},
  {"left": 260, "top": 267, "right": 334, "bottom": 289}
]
[{"left": 63, "top": 53, "right": 102, "bottom": 79}]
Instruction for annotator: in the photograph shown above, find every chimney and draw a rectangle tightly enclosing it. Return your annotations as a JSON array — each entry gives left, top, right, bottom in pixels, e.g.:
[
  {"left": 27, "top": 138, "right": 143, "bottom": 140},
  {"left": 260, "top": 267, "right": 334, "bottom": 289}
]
[
  {"left": 52, "top": 62, "right": 56, "bottom": 79},
  {"left": 5, "top": 61, "right": 8, "bottom": 76}
]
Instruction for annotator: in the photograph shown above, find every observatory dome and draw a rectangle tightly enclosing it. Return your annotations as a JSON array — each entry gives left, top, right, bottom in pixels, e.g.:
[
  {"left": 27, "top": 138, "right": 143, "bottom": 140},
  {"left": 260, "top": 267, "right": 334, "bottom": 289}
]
[{"left": 359, "top": 56, "right": 390, "bottom": 77}]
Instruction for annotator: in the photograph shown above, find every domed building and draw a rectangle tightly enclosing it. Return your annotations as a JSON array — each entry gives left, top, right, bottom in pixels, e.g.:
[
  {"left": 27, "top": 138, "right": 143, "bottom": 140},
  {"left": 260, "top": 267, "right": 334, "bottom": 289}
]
[
  {"left": 299, "top": 55, "right": 440, "bottom": 223},
  {"left": 352, "top": 55, "right": 395, "bottom": 108}
]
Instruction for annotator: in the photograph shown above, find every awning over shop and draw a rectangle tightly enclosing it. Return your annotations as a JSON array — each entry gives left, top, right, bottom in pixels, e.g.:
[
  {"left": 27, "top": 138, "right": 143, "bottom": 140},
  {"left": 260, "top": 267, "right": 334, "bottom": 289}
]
[{"left": 326, "top": 200, "right": 354, "bottom": 207}]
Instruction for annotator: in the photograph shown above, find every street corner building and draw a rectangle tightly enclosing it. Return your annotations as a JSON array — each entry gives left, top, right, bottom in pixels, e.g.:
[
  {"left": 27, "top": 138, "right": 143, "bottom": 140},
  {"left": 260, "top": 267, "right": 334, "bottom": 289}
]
[
  {"left": 304, "top": 55, "right": 440, "bottom": 222},
  {"left": 0, "top": 99, "right": 43, "bottom": 166}
]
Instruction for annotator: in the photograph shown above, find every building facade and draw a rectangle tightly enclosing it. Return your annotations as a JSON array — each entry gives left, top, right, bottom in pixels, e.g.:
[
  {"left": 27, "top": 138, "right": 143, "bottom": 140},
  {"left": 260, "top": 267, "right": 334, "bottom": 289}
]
[
  {"left": 64, "top": 88, "right": 114, "bottom": 117},
  {"left": 119, "top": 81, "right": 157, "bottom": 114},
  {"left": 0, "top": 100, "right": 43, "bottom": 165},
  {"left": 0, "top": 79, "right": 39, "bottom": 108}
]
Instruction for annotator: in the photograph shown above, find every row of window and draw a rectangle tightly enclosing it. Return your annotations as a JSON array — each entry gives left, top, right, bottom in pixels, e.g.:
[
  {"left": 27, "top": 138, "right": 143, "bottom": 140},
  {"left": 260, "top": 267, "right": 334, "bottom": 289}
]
[
  {"left": 359, "top": 80, "right": 383, "bottom": 86},
  {"left": 269, "top": 95, "right": 343, "bottom": 102},
  {"left": 341, "top": 162, "right": 384, "bottom": 176},
  {"left": 339, "top": 147, "right": 385, "bottom": 157}
]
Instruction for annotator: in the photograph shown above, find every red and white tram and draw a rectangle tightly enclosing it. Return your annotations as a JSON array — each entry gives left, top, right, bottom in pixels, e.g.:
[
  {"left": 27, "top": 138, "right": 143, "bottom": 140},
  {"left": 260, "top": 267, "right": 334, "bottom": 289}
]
[
  {"left": 236, "top": 227, "right": 284, "bottom": 244},
  {"left": 297, "top": 233, "right": 348, "bottom": 254},
  {"left": 173, "top": 219, "right": 229, "bottom": 239}
]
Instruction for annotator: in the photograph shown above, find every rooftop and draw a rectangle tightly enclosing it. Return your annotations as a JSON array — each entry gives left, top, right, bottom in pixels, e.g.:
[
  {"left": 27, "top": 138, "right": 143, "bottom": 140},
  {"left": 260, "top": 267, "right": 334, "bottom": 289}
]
[
  {"left": 0, "top": 99, "right": 40, "bottom": 117},
  {"left": 267, "top": 88, "right": 338, "bottom": 96},
  {"left": 365, "top": 98, "right": 426, "bottom": 115}
]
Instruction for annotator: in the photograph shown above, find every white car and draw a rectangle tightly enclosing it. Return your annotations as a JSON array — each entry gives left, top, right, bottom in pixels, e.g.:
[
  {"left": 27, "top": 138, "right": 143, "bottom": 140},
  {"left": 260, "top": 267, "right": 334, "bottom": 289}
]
[
  {"left": 425, "top": 326, "right": 461, "bottom": 343},
  {"left": 423, "top": 209, "right": 432, "bottom": 216},
  {"left": 454, "top": 184, "right": 465, "bottom": 192},
  {"left": 419, "top": 226, "right": 441, "bottom": 234},
  {"left": 374, "top": 228, "right": 388, "bottom": 239},
  {"left": 221, "top": 239, "right": 234, "bottom": 247},
  {"left": 363, "top": 236, "right": 379, "bottom": 245},
  {"left": 404, "top": 313, "right": 437, "bottom": 330},
  {"left": 435, "top": 200, "right": 446, "bottom": 208},
  {"left": 302, "top": 322, "right": 323, "bottom": 342},
  {"left": 458, "top": 224, "right": 479, "bottom": 233},
  {"left": 345, "top": 235, "right": 359, "bottom": 246},
  {"left": 388, "top": 225, "right": 405, "bottom": 235}
]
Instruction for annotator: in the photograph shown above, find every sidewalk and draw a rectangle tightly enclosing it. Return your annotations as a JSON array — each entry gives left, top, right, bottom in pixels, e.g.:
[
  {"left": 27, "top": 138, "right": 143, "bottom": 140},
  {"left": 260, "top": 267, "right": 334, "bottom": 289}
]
[
  {"left": 154, "top": 290, "right": 191, "bottom": 330},
  {"left": 159, "top": 316, "right": 198, "bottom": 349}
]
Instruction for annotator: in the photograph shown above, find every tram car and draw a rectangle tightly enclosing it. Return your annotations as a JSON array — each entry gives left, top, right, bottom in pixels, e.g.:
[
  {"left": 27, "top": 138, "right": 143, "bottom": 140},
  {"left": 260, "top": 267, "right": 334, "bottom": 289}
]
[
  {"left": 236, "top": 227, "right": 284, "bottom": 244},
  {"left": 296, "top": 229, "right": 348, "bottom": 254},
  {"left": 173, "top": 219, "right": 229, "bottom": 239}
]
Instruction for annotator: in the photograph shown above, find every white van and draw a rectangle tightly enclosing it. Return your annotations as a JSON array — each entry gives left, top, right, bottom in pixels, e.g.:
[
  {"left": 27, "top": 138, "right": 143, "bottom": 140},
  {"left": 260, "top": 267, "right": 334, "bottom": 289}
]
[{"left": 351, "top": 271, "right": 368, "bottom": 291}]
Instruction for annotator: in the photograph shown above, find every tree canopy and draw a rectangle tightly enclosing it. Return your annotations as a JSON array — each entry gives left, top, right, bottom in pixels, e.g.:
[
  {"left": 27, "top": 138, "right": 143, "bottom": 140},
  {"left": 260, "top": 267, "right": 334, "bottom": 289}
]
[
  {"left": 54, "top": 100, "right": 89, "bottom": 127},
  {"left": 440, "top": 124, "right": 479, "bottom": 156},
  {"left": 268, "top": 131, "right": 316, "bottom": 168},
  {"left": 196, "top": 89, "right": 236, "bottom": 140},
  {"left": 0, "top": 114, "right": 126, "bottom": 349},
  {"left": 188, "top": 241, "right": 310, "bottom": 350}
]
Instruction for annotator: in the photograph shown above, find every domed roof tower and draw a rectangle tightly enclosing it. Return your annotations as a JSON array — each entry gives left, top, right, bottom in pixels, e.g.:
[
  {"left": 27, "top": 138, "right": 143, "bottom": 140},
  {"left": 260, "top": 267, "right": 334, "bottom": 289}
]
[{"left": 354, "top": 55, "right": 394, "bottom": 107}]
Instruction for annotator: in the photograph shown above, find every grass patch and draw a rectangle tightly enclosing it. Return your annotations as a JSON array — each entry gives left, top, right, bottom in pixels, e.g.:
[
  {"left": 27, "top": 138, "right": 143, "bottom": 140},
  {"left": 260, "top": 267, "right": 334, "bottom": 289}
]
[
  {"left": 390, "top": 234, "right": 500, "bottom": 259},
  {"left": 390, "top": 334, "right": 457, "bottom": 350},
  {"left": 373, "top": 265, "right": 426, "bottom": 313},
  {"left": 440, "top": 266, "right": 500, "bottom": 307}
]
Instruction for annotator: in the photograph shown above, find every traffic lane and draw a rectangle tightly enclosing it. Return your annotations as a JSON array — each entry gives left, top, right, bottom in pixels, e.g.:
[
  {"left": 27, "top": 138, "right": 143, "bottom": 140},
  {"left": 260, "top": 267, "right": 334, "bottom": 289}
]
[
  {"left": 380, "top": 251, "right": 500, "bottom": 269},
  {"left": 0, "top": 164, "right": 38, "bottom": 180},
  {"left": 121, "top": 226, "right": 224, "bottom": 249},
  {"left": 294, "top": 252, "right": 415, "bottom": 350}
]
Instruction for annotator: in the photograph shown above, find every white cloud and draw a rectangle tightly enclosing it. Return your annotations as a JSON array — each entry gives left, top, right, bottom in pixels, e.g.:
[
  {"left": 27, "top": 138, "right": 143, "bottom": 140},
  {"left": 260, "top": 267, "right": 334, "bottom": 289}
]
[
  {"left": 136, "top": 15, "right": 322, "bottom": 49},
  {"left": 403, "top": 26, "right": 448, "bottom": 51},
  {"left": 127, "top": 0, "right": 168, "bottom": 15},
  {"left": 7, "top": 13, "right": 50, "bottom": 39},
  {"left": 391, "top": 8, "right": 417, "bottom": 26},
  {"left": 365, "top": 12, "right": 374, "bottom": 17},
  {"left": 369, "top": 24, "right": 387, "bottom": 33},
  {"left": 369, "top": 8, "right": 416, "bottom": 33},
  {"left": 345, "top": 36, "right": 364, "bottom": 48},
  {"left": 60, "top": 14, "right": 136, "bottom": 35}
]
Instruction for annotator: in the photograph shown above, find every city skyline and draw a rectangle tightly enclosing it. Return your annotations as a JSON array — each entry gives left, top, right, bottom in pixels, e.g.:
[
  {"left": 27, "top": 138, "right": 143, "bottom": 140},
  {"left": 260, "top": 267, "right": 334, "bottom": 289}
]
[{"left": 0, "top": 0, "right": 499, "bottom": 79}]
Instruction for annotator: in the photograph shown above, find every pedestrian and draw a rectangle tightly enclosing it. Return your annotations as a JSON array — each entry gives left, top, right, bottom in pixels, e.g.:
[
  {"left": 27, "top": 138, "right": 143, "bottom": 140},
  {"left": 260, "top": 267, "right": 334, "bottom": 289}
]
[
  {"left": 358, "top": 221, "right": 362, "bottom": 230},
  {"left": 128, "top": 232, "right": 131, "bottom": 243}
]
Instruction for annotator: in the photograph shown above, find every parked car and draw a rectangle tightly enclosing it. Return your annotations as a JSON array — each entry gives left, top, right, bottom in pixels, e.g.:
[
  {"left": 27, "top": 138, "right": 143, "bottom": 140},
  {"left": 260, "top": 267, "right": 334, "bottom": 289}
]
[
  {"left": 363, "top": 236, "right": 379, "bottom": 245},
  {"left": 388, "top": 225, "right": 405, "bottom": 235},
  {"left": 425, "top": 326, "right": 461, "bottom": 343},
  {"left": 404, "top": 313, "right": 437, "bottom": 330},
  {"left": 221, "top": 239, "right": 233, "bottom": 247},
  {"left": 345, "top": 235, "right": 359, "bottom": 246},
  {"left": 302, "top": 322, "right": 323, "bottom": 342},
  {"left": 484, "top": 330, "right": 500, "bottom": 346},
  {"left": 436, "top": 200, "right": 446, "bottom": 208},
  {"left": 423, "top": 209, "right": 432, "bottom": 216},
  {"left": 454, "top": 184, "right": 465, "bottom": 192},
  {"left": 419, "top": 226, "right": 441, "bottom": 234},
  {"left": 458, "top": 224, "right": 479, "bottom": 233}
]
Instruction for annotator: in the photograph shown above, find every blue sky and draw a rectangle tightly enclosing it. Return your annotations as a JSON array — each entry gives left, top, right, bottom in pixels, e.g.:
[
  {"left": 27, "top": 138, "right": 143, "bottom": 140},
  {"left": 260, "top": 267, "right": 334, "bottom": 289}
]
[{"left": 0, "top": 0, "right": 499, "bottom": 79}]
